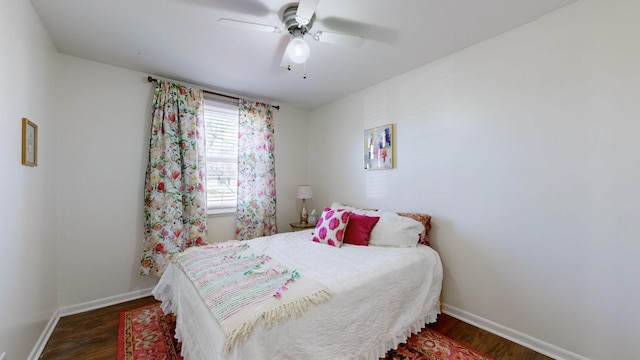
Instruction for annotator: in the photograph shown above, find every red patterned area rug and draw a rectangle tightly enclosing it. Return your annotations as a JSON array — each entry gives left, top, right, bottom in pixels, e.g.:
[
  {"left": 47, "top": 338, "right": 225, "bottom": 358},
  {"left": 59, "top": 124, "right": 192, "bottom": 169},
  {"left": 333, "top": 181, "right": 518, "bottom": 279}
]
[
  {"left": 118, "top": 303, "right": 492, "bottom": 360},
  {"left": 383, "top": 329, "right": 494, "bottom": 360},
  {"left": 117, "top": 303, "right": 182, "bottom": 360}
]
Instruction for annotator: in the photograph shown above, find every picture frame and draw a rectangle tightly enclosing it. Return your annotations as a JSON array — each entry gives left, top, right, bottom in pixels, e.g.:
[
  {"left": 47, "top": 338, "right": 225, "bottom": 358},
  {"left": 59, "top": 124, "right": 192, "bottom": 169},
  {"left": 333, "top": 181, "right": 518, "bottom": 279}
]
[
  {"left": 364, "top": 123, "right": 394, "bottom": 170},
  {"left": 22, "top": 118, "right": 38, "bottom": 167}
]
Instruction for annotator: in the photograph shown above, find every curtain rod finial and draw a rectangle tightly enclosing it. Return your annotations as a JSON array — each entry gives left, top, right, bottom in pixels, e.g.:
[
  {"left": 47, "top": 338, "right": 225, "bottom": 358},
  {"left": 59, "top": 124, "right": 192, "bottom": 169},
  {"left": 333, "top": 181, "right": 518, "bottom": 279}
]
[{"left": 147, "top": 76, "right": 156, "bottom": 83}]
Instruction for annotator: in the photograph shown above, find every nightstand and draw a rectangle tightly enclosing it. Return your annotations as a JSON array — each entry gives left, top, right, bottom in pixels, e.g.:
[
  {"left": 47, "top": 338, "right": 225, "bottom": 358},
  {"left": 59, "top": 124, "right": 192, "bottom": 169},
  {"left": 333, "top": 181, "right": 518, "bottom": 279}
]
[{"left": 290, "top": 222, "right": 315, "bottom": 232}]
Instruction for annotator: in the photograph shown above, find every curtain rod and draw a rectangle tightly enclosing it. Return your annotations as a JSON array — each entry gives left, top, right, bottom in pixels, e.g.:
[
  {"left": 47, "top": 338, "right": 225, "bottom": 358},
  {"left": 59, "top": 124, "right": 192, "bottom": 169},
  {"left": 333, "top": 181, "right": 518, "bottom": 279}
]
[{"left": 147, "top": 76, "right": 279, "bottom": 110}]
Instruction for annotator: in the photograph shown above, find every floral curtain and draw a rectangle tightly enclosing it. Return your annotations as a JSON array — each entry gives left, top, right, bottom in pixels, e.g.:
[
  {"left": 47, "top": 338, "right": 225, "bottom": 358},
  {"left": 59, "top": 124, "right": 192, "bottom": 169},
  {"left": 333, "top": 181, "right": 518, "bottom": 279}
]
[
  {"left": 235, "top": 99, "right": 277, "bottom": 240},
  {"left": 141, "top": 80, "right": 208, "bottom": 276}
]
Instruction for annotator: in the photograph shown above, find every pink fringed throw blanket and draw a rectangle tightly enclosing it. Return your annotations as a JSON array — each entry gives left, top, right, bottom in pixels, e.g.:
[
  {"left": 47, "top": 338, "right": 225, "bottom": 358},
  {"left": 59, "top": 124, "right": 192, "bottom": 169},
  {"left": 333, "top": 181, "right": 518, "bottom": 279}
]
[{"left": 175, "top": 242, "right": 333, "bottom": 354}]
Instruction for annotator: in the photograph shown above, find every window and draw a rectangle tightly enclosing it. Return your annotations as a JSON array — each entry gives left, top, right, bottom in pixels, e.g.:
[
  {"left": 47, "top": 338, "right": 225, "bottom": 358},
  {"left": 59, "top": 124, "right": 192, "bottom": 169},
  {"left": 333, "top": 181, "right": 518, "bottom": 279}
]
[{"left": 203, "top": 96, "right": 239, "bottom": 214}]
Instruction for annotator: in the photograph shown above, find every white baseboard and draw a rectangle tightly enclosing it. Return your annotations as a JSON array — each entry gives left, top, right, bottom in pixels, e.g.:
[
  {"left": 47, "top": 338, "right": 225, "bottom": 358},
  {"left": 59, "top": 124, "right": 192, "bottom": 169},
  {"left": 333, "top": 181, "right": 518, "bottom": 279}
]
[
  {"left": 28, "top": 287, "right": 155, "bottom": 360},
  {"left": 57, "top": 287, "right": 155, "bottom": 317},
  {"left": 442, "top": 303, "right": 591, "bottom": 360},
  {"left": 27, "top": 309, "right": 60, "bottom": 360}
]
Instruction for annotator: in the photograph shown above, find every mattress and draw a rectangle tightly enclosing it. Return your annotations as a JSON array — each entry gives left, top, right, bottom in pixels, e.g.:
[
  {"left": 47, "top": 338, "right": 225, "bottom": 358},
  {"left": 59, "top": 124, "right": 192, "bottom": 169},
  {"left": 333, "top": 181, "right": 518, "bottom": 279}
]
[{"left": 152, "top": 229, "right": 443, "bottom": 360}]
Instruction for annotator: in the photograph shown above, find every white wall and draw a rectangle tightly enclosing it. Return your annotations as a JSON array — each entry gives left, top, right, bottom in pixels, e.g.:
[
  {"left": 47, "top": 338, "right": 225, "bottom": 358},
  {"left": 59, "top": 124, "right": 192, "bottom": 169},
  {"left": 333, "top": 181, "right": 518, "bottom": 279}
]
[
  {"left": 273, "top": 106, "right": 312, "bottom": 231},
  {"left": 0, "top": 0, "right": 60, "bottom": 358},
  {"left": 55, "top": 55, "right": 159, "bottom": 306},
  {"left": 309, "top": 1, "right": 639, "bottom": 359}
]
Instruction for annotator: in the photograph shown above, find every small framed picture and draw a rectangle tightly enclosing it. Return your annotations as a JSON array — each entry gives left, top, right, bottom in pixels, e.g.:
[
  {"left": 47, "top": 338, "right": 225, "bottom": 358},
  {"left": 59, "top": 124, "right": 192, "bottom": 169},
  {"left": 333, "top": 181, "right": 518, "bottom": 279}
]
[
  {"left": 364, "top": 124, "right": 394, "bottom": 170},
  {"left": 22, "top": 118, "right": 38, "bottom": 167}
]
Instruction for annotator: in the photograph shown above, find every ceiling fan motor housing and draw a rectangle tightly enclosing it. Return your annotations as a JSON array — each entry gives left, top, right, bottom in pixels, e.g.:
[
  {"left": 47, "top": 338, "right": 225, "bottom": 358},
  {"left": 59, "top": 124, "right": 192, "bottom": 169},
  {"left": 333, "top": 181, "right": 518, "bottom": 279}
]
[{"left": 282, "top": 5, "right": 315, "bottom": 35}]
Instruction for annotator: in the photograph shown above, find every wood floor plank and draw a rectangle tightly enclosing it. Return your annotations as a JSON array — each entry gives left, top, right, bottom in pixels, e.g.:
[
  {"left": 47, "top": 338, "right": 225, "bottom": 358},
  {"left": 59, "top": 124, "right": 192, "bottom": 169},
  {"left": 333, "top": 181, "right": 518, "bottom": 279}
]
[
  {"left": 40, "top": 296, "right": 552, "bottom": 360},
  {"left": 428, "top": 313, "right": 553, "bottom": 360},
  {"left": 40, "top": 297, "right": 158, "bottom": 360}
]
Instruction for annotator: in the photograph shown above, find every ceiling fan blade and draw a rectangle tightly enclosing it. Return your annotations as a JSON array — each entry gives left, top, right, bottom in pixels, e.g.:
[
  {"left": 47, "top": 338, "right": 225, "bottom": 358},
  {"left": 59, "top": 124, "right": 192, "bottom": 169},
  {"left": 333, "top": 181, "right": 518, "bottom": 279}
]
[
  {"left": 274, "top": 35, "right": 291, "bottom": 68},
  {"left": 279, "top": 49, "right": 290, "bottom": 68},
  {"left": 218, "top": 18, "right": 282, "bottom": 33},
  {"left": 313, "top": 31, "right": 364, "bottom": 47},
  {"left": 295, "top": 0, "right": 320, "bottom": 26}
]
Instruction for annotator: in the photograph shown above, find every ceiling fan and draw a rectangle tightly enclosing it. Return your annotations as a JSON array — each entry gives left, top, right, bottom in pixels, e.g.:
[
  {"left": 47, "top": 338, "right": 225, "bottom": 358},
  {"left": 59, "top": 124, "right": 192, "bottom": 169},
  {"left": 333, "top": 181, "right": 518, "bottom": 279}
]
[{"left": 219, "top": 0, "right": 364, "bottom": 75}]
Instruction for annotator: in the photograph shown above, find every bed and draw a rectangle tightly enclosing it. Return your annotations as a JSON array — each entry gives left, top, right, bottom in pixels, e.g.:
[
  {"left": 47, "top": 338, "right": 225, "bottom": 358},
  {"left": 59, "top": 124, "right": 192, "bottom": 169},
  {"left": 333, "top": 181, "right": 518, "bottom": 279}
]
[{"left": 152, "top": 206, "right": 443, "bottom": 360}]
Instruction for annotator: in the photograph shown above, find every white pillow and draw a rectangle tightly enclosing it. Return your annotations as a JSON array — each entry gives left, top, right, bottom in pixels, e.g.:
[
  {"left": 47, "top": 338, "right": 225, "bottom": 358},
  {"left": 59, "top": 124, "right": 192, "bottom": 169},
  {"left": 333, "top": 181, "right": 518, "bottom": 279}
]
[
  {"left": 329, "top": 202, "right": 367, "bottom": 215},
  {"left": 366, "top": 210, "right": 425, "bottom": 247}
]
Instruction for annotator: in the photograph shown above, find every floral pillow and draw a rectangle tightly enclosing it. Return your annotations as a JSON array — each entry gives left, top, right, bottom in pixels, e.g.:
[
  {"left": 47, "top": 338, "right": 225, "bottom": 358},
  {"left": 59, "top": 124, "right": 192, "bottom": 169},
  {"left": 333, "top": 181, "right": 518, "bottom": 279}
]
[{"left": 312, "top": 207, "right": 351, "bottom": 247}]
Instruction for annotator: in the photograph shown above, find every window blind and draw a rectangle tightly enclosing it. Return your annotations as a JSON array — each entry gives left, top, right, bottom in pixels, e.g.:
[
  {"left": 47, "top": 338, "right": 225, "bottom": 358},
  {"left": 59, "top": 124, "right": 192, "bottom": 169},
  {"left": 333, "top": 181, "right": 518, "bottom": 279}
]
[{"left": 203, "top": 96, "right": 239, "bottom": 212}]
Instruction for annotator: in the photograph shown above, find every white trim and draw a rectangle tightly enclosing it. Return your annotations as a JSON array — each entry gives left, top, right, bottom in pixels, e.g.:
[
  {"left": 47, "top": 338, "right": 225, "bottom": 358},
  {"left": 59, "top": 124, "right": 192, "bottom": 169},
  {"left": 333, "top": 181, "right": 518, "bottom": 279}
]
[
  {"left": 58, "top": 287, "right": 154, "bottom": 317},
  {"left": 28, "top": 287, "right": 155, "bottom": 360},
  {"left": 27, "top": 309, "right": 60, "bottom": 360},
  {"left": 442, "top": 303, "right": 591, "bottom": 360}
]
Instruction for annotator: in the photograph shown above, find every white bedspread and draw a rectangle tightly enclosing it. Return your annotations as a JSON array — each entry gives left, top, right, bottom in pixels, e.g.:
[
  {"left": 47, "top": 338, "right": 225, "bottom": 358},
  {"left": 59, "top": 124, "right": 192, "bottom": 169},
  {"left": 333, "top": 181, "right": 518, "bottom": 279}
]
[{"left": 152, "top": 229, "right": 443, "bottom": 360}]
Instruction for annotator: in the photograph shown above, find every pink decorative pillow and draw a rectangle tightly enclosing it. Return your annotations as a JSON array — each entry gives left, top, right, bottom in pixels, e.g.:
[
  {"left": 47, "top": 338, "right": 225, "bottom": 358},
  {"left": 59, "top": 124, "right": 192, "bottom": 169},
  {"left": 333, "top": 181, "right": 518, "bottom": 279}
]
[
  {"left": 343, "top": 214, "right": 380, "bottom": 246},
  {"left": 312, "top": 208, "right": 351, "bottom": 247}
]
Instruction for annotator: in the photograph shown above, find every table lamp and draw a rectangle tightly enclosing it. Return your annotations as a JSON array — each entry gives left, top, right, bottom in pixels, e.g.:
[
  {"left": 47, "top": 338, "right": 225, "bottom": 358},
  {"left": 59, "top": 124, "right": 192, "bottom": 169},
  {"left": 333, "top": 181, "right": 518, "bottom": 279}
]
[{"left": 296, "top": 185, "right": 313, "bottom": 224}]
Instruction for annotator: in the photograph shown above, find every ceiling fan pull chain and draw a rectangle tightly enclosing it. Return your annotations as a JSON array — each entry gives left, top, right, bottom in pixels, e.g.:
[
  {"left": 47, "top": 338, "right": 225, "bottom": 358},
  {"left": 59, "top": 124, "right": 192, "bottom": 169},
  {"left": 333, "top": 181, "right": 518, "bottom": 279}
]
[{"left": 303, "top": 62, "right": 307, "bottom": 79}]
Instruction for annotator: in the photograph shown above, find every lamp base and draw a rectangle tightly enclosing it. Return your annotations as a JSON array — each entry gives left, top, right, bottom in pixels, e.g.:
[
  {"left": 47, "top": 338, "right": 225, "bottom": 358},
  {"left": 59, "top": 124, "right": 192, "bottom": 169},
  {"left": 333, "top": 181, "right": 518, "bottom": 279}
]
[{"left": 300, "top": 199, "right": 308, "bottom": 224}]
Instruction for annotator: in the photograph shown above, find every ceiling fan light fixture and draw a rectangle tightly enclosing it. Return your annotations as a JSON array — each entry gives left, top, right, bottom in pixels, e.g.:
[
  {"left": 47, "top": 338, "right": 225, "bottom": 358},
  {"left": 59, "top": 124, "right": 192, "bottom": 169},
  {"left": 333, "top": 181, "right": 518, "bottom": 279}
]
[{"left": 286, "top": 31, "right": 310, "bottom": 64}]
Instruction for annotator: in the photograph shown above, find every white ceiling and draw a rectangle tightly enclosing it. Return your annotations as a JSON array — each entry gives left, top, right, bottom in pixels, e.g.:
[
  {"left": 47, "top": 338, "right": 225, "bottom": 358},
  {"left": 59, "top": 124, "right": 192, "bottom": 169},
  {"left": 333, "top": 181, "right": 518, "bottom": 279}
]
[{"left": 30, "top": 0, "right": 576, "bottom": 110}]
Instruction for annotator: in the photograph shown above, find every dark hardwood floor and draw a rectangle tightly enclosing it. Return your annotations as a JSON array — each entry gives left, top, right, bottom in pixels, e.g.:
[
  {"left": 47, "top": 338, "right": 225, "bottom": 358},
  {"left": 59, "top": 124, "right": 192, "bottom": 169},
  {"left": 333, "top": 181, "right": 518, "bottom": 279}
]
[
  {"left": 40, "top": 296, "right": 552, "bottom": 359},
  {"left": 427, "top": 315, "right": 553, "bottom": 360},
  {"left": 39, "top": 297, "right": 158, "bottom": 360}
]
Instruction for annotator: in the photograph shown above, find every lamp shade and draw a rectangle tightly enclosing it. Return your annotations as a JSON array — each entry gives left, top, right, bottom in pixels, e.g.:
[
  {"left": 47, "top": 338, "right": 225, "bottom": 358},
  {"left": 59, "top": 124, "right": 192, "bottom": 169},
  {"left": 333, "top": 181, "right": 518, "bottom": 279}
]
[
  {"left": 286, "top": 31, "right": 310, "bottom": 64},
  {"left": 296, "top": 185, "right": 313, "bottom": 199}
]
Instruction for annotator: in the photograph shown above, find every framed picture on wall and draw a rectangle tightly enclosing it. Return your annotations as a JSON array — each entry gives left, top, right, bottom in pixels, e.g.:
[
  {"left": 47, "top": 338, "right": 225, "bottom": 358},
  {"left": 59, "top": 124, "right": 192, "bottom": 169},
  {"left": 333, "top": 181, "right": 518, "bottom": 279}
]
[
  {"left": 22, "top": 117, "right": 38, "bottom": 167},
  {"left": 364, "top": 123, "right": 394, "bottom": 170}
]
